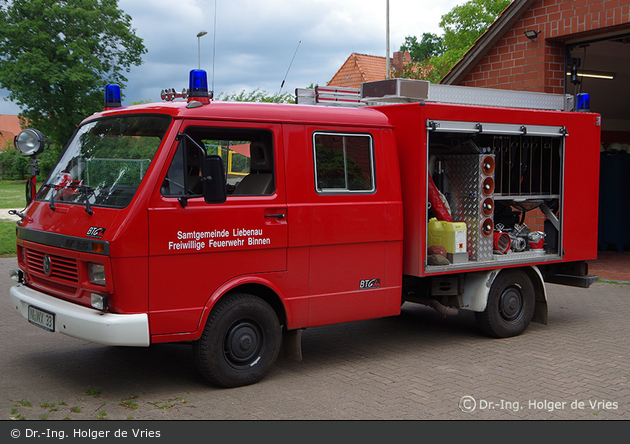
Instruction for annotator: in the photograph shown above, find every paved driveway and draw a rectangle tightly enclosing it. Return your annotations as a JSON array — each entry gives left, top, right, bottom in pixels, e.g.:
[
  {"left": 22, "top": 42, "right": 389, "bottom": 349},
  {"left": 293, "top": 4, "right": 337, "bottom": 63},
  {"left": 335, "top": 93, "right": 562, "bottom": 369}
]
[{"left": 1, "top": 256, "right": 628, "bottom": 421}]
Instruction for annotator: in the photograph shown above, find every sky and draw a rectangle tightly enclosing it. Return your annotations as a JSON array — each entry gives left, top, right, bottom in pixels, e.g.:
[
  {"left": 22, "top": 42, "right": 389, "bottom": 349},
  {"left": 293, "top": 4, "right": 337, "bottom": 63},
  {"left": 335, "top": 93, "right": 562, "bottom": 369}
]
[{"left": 0, "top": 0, "right": 464, "bottom": 114}]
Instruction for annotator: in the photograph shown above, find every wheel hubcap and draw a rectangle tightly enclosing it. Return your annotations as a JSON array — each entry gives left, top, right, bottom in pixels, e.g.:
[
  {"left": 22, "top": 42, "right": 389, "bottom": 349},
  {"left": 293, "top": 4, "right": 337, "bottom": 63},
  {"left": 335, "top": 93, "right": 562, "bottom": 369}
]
[
  {"left": 224, "top": 320, "right": 263, "bottom": 368},
  {"left": 499, "top": 284, "right": 523, "bottom": 322}
]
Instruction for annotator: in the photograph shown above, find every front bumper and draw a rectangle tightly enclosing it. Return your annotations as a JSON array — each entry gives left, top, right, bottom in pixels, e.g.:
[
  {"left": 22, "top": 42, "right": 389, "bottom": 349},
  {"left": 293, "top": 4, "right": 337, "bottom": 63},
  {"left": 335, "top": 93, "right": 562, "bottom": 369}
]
[{"left": 9, "top": 284, "right": 150, "bottom": 347}]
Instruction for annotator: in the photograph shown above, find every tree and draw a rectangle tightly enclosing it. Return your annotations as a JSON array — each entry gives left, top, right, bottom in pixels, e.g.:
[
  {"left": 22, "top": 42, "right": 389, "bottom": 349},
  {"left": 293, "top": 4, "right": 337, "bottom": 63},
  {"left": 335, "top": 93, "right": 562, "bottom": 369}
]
[
  {"left": 439, "top": 0, "right": 511, "bottom": 66},
  {"left": 401, "top": 33, "right": 445, "bottom": 62},
  {"left": 217, "top": 88, "right": 295, "bottom": 104},
  {"left": 0, "top": 0, "right": 146, "bottom": 147},
  {"left": 398, "top": 0, "right": 511, "bottom": 82}
]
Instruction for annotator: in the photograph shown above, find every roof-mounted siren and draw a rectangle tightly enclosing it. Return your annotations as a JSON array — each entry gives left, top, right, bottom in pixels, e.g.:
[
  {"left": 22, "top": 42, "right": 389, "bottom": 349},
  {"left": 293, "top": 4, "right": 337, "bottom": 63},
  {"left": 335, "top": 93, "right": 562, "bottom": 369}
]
[
  {"left": 104, "top": 84, "right": 122, "bottom": 110},
  {"left": 188, "top": 69, "right": 212, "bottom": 105}
]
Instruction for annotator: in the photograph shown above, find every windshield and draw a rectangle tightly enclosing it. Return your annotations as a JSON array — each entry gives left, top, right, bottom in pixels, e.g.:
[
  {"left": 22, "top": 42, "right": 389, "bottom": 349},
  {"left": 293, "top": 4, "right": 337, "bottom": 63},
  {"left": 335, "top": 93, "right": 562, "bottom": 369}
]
[{"left": 38, "top": 115, "right": 171, "bottom": 209}]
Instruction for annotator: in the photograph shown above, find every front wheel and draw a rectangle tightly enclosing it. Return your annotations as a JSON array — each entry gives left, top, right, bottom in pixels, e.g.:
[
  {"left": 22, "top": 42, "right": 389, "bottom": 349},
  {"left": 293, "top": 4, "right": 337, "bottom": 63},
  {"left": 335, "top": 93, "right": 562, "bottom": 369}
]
[
  {"left": 193, "top": 293, "right": 281, "bottom": 388},
  {"left": 475, "top": 269, "right": 535, "bottom": 338}
]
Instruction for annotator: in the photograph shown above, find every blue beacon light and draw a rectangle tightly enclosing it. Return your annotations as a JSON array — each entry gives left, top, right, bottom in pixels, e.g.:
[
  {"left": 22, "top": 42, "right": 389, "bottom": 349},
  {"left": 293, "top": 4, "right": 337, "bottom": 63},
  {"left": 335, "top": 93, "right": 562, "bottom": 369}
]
[
  {"left": 104, "top": 84, "right": 122, "bottom": 109},
  {"left": 576, "top": 92, "right": 590, "bottom": 112},
  {"left": 188, "top": 69, "right": 211, "bottom": 103}
]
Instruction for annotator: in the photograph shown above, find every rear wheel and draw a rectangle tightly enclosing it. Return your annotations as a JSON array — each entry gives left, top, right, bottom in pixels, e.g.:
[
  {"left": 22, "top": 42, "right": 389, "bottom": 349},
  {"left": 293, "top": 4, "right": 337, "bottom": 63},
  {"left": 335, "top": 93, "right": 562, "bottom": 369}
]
[
  {"left": 475, "top": 269, "right": 535, "bottom": 338},
  {"left": 194, "top": 293, "right": 281, "bottom": 388}
]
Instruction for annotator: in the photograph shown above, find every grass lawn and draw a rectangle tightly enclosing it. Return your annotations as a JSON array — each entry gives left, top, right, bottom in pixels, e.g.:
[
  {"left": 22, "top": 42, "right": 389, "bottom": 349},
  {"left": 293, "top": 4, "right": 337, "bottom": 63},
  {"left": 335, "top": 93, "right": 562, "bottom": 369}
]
[
  {"left": 0, "top": 219, "right": 17, "bottom": 257},
  {"left": 0, "top": 181, "right": 27, "bottom": 257},
  {"left": 0, "top": 180, "right": 29, "bottom": 209}
]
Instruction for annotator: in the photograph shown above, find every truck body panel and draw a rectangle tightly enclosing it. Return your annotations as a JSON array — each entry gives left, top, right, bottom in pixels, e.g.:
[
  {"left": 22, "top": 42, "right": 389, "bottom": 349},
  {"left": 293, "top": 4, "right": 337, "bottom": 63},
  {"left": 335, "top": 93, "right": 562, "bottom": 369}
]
[{"left": 377, "top": 102, "right": 600, "bottom": 277}]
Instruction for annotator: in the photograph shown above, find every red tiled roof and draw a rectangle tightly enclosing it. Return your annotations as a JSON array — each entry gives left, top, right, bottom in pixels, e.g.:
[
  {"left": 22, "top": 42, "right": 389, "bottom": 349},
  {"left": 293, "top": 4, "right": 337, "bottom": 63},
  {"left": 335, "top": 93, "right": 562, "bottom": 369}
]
[
  {"left": 327, "top": 52, "right": 415, "bottom": 89},
  {"left": 327, "top": 53, "right": 388, "bottom": 89},
  {"left": 0, "top": 115, "right": 23, "bottom": 150}
]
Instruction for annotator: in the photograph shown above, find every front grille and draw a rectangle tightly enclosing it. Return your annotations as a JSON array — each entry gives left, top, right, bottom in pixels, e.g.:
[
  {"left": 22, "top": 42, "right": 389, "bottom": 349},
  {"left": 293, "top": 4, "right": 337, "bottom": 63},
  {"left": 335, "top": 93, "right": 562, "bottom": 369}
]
[{"left": 26, "top": 249, "right": 79, "bottom": 283}]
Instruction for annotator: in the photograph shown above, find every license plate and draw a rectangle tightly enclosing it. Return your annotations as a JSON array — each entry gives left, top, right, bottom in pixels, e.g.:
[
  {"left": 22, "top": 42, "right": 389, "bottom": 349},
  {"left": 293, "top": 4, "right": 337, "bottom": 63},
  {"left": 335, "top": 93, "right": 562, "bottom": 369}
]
[{"left": 28, "top": 305, "right": 55, "bottom": 332}]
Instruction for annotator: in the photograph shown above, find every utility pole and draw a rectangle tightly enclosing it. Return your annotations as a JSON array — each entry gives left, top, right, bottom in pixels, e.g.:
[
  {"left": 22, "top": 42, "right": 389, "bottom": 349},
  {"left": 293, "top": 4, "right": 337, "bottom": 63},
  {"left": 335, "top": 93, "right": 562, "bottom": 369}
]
[{"left": 386, "top": 0, "right": 390, "bottom": 79}]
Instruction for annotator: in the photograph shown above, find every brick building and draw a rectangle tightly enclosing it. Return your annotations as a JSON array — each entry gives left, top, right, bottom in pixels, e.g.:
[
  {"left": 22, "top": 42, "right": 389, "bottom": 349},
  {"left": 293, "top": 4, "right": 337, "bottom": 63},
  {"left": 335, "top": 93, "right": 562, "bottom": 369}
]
[
  {"left": 442, "top": 0, "right": 630, "bottom": 252},
  {"left": 324, "top": 1, "right": 628, "bottom": 251}
]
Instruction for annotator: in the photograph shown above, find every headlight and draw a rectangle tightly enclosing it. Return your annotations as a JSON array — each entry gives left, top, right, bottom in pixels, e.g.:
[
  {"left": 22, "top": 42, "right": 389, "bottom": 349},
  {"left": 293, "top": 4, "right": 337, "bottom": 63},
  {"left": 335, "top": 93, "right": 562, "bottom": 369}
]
[{"left": 88, "top": 263, "right": 106, "bottom": 286}]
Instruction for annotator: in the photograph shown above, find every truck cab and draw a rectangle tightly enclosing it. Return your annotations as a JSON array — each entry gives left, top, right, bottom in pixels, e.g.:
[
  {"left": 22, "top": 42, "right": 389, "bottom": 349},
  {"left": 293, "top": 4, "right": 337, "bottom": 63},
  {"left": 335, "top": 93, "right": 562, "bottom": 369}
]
[{"left": 10, "top": 70, "right": 404, "bottom": 387}]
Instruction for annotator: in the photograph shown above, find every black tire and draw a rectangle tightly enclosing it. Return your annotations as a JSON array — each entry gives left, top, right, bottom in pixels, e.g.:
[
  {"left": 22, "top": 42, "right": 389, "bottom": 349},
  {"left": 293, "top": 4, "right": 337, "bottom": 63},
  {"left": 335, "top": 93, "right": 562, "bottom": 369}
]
[
  {"left": 193, "top": 293, "right": 281, "bottom": 388},
  {"left": 475, "top": 269, "right": 535, "bottom": 338}
]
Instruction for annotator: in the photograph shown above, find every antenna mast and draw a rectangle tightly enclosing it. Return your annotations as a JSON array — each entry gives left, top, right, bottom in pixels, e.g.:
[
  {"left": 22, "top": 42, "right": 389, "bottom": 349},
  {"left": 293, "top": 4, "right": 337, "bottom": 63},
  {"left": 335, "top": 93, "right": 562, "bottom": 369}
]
[{"left": 279, "top": 41, "right": 301, "bottom": 95}]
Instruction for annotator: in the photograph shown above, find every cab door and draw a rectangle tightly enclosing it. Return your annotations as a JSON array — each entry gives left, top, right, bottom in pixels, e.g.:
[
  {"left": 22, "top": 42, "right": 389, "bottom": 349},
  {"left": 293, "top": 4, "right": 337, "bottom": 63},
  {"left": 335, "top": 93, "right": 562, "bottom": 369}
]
[
  {"left": 147, "top": 121, "right": 287, "bottom": 337},
  {"left": 305, "top": 128, "right": 403, "bottom": 326}
]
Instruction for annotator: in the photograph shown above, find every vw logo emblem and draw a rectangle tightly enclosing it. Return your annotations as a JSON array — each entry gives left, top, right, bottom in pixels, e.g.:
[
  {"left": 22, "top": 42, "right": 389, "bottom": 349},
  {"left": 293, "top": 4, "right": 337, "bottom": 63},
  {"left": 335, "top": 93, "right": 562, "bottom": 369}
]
[{"left": 43, "top": 254, "right": 52, "bottom": 276}]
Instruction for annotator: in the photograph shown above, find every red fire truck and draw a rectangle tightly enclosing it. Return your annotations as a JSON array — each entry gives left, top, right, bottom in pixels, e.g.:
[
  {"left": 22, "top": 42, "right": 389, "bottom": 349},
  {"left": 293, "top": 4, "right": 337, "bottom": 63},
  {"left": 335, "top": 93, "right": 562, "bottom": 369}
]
[{"left": 9, "top": 71, "right": 600, "bottom": 387}]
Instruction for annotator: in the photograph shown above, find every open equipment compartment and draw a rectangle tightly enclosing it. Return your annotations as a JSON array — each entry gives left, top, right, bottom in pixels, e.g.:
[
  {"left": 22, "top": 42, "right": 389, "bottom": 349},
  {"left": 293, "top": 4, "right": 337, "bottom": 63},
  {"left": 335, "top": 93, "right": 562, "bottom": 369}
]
[{"left": 426, "top": 120, "right": 566, "bottom": 271}]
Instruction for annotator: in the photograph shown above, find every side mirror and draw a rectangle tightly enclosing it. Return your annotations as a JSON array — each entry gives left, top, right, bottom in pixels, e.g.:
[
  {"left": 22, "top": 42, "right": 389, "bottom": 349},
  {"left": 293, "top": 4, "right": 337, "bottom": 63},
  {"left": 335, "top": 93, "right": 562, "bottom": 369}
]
[{"left": 201, "top": 155, "right": 227, "bottom": 204}]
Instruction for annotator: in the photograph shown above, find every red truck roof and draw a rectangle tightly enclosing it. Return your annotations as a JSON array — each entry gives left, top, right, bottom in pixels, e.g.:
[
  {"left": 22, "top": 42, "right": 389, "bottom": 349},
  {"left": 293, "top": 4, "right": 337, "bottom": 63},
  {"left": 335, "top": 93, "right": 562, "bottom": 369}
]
[{"left": 88, "top": 100, "right": 393, "bottom": 129}]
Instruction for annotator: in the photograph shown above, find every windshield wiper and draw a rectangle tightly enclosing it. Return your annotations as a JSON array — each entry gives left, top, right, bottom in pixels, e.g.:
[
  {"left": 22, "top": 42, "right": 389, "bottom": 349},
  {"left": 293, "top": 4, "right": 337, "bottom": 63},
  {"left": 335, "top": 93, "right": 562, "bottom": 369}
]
[
  {"left": 41, "top": 182, "right": 94, "bottom": 215},
  {"left": 41, "top": 182, "right": 56, "bottom": 211},
  {"left": 64, "top": 183, "right": 95, "bottom": 215},
  {"left": 76, "top": 184, "right": 94, "bottom": 215}
]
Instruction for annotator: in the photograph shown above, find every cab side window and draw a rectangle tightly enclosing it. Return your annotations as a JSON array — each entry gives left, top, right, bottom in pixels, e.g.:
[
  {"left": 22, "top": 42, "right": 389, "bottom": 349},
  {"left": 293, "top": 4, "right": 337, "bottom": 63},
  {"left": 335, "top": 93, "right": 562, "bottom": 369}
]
[
  {"left": 313, "top": 132, "right": 375, "bottom": 193},
  {"left": 161, "top": 127, "right": 275, "bottom": 198},
  {"left": 161, "top": 142, "right": 205, "bottom": 197},
  {"left": 230, "top": 141, "right": 274, "bottom": 195}
]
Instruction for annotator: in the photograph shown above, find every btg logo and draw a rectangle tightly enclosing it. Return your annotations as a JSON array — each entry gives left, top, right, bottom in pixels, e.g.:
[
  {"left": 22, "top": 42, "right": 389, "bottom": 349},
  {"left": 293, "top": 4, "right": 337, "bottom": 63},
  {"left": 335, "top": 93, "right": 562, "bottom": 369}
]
[
  {"left": 359, "top": 278, "right": 381, "bottom": 290},
  {"left": 86, "top": 226, "right": 106, "bottom": 239}
]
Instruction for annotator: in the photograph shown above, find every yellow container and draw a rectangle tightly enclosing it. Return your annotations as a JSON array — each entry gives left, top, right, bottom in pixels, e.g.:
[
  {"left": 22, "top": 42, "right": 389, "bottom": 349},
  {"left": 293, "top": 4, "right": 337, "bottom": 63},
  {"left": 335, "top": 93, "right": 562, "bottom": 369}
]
[{"left": 428, "top": 218, "right": 467, "bottom": 254}]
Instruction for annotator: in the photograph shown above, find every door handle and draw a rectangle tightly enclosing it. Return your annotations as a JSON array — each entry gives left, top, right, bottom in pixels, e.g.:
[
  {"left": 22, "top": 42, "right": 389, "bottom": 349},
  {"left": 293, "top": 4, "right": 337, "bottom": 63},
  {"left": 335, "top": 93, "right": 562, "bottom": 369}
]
[{"left": 265, "top": 213, "right": 286, "bottom": 219}]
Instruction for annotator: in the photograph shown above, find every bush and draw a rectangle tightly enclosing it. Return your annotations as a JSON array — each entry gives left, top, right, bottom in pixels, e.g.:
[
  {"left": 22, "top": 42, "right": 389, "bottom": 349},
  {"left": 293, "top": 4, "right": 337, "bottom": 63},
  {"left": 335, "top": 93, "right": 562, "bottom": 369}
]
[
  {"left": 0, "top": 147, "right": 30, "bottom": 180},
  {"left": 0, "top": 142, "right": 63, "bottom": 182}
]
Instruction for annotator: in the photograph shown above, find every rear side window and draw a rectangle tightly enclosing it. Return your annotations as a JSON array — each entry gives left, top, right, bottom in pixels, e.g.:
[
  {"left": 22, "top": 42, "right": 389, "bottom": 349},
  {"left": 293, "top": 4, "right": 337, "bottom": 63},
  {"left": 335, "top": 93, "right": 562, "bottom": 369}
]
[{"left": 313, "top": 133, "right": 375, "bottom": 193}]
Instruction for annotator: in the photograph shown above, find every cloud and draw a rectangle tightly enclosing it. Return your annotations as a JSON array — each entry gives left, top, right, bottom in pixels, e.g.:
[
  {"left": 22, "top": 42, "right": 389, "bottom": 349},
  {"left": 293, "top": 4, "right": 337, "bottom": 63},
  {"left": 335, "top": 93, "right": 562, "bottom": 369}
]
[
  {"left": 1, "top": 0, "right": 462, "bottom": 115},
  {"left": 123, "top": 0, "right": 463, "bottom": 101}
]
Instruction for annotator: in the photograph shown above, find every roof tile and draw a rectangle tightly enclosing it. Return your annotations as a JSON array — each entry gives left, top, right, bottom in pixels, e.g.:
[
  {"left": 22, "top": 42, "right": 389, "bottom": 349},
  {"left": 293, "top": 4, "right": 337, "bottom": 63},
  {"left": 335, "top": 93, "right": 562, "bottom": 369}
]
[{"left": 327, "top": 52, "right": 411, "bottom": 88}]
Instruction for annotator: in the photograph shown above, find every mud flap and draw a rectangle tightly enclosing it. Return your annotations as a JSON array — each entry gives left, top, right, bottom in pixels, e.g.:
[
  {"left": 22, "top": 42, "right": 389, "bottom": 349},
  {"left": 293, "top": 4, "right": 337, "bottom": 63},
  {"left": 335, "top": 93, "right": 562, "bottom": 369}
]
[{"left": 283, "top": 327, "right": 303, "bottom": 361}]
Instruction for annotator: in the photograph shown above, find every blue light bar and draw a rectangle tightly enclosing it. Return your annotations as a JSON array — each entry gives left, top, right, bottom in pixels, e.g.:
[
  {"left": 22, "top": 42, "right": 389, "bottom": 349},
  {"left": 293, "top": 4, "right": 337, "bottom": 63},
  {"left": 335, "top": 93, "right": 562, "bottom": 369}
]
[
  {"left": 188, "top": 69, "right": 209, "bottom": 99},
  {"left": 576, "top": 93, "right": 590, "bottom": 112},
  {"left": 104, "top": 84, "right": 122, "bottom": 108}
]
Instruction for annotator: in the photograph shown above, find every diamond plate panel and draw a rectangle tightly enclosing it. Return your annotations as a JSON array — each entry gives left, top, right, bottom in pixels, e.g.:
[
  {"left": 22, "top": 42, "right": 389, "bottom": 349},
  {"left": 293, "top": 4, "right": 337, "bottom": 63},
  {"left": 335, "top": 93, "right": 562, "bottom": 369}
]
[{"left": 441, "top": 154, "right": 495, "bottom": 262}]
